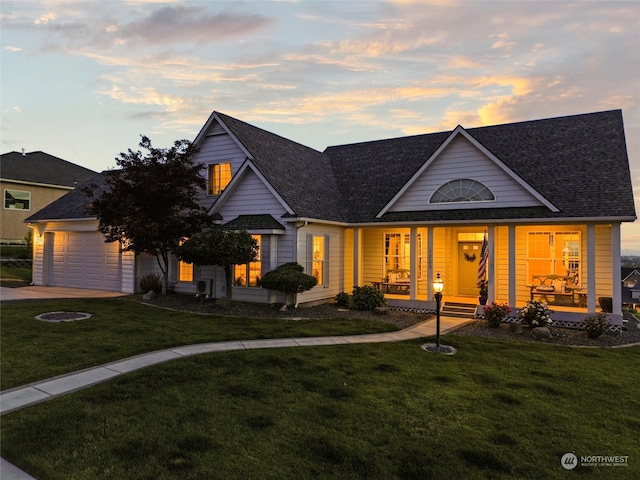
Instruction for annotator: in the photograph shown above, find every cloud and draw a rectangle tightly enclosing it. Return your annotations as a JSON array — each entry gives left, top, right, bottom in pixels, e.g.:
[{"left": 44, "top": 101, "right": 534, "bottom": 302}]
[
  {"left": 116, "top": 6, "right": 273, "bottom": 46},
  {"left": 34, "top": 13, "right": 56, "bottom": 25}
]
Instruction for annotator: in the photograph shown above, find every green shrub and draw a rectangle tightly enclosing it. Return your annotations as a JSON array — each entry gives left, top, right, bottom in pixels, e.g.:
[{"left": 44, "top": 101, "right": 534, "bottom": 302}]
[
  {"left": 139, "top": 273, "right": 162, "bottom": 293},
  {"left": 583, "top": 313, "right": 609, "bottom": 339},
  {"left": 335, "top": 292, "right": 351, "bottom": 308},
  {"left": 483, "top": 302, "right": 511, "bottom": 328},
  {"left": 260, "top": 262, "right": 317, "bottom": 310},
  {"left": 351, "top": 286, "right": 386, "bottom": 311}
]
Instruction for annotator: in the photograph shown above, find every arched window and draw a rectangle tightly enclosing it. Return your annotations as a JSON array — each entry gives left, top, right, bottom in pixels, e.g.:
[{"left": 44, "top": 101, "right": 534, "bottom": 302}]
[{"left": 429, "top": 179, "right": 495, "bottom": 204}]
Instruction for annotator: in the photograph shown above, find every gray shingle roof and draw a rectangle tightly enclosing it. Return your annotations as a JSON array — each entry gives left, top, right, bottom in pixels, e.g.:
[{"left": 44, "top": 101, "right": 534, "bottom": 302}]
[
  {"left": 1, "top": 151, "right": 97, "bottom": 187},
  {"left": 25, "top": 172, "right": 110, "bottom": 222},
  {"left": 325, "top": 109, "right": 636, "bottom": 223},
  {"left": 26, "top": 110, "right": 636, "bottom": 226},
  {"left": 216, "top": 113, "right": 348, "bottom": 222}
]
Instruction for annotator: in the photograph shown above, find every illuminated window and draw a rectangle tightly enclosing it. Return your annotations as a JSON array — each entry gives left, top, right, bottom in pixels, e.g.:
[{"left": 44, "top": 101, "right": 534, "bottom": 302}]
[
  {"left": 312, "top": 236, "right": 324, "bottom": 285},
  {"left": 527, "top": 232, "right": 580, "bottom": 285},
  {"left": 430, "top": 179, "right": 494, "bottom": 204},
  {"left": 178, "top": 261, "right": 193, "bottom": 282},
  {"left": 4, "top": 189, "right": 31, "bottom": 210},
  {"left": 234, "top": 235, "right": 261, "bottom": 287},
  {"left": 384, "top": 232, "right": 422, "bottom": 279},
  {"left": 208, "top": 163, "right": 232, "bottom": 195}
]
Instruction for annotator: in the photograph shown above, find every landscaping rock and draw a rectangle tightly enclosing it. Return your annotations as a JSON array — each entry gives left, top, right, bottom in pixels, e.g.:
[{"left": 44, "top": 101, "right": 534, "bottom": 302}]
[
  {"left": 142, "top": 290, "right": 157, "bottom": 300},
  {"left": 374, "top": 306, "right": 388, "bottom": 315},
  {"left": 531, "top": 326, "right": 553, "bottom": 341},
  {"left": 510, "top": 322, "right": 523, "bottom": 334}
]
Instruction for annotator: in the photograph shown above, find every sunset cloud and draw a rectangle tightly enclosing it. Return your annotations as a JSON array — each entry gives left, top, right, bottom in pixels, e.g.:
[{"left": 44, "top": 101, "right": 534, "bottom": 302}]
[{"left": 1, "top": 0, "right": 638, "bottom": 252}]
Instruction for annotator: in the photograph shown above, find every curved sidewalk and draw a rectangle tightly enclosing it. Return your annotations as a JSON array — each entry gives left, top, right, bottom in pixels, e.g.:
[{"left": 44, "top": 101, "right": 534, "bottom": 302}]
[{"left": 0, "top": 316, "right": 469, "bottom": 415}]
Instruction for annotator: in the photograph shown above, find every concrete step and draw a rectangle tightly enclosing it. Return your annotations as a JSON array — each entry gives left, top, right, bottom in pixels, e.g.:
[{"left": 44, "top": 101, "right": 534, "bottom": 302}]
[{"left": 441, "top": 302, "right": 477, "bottom": 318}]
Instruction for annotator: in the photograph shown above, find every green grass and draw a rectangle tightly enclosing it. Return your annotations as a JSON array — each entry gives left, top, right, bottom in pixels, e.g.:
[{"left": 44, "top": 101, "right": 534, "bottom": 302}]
[
  {"left": 0, "top": 298, "right": 397, "bottom": 390},
  {"left": 2, "top": 338, "right": 639, "bottom": 479},
  {"left": 0, "top": 264, "right": 32, "bottom": 282}
]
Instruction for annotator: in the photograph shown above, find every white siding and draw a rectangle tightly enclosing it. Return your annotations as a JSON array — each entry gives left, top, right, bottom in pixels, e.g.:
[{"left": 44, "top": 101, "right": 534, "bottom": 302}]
[
  {"left": 219, "top": 169, "right": 287, "bottom": 217},
  {"left": 296, "top": 224, "right": 345, "bottom": 305},
  {"left": 389, "top": 136, "right": 543, "bottom": 212},
  {"left": 194, "top": 127, "right": 247, "bottom": 206}
]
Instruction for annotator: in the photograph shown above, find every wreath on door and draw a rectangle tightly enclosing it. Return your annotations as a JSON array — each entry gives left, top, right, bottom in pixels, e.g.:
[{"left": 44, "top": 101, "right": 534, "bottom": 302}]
[{"left": 464, "top": 253, "right": 476, "bottom": 262}]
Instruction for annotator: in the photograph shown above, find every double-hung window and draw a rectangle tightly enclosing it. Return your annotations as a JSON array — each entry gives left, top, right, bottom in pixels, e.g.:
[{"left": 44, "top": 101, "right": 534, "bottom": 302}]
[
  {"left": 178, "top": 261, "right": 193, "bottom": 282},
  {"left": 208, "top": 163, "right": 232, "bottom": 195},
  {"left": 384, "top": 232, "right": 422, "bottom": 278},
  {"left": 306, "top": 234, "right": 329, "bottom": 287},
  {"left": 234, "top": 235, "right": 261, "bottom": 287}
]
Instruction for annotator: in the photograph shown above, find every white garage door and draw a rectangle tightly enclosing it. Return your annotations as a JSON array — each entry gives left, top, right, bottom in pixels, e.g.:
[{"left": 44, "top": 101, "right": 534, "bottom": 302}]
[{"left": 49, "top": 232, "right": 123, "bottom": 291}]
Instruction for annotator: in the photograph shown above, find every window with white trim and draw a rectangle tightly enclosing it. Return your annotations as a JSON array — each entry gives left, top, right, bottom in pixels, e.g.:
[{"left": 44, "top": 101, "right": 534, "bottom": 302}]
[
  {"left": 208, "top": 163, "right": 232, "bottom": 195},
  {"left": 4, "top": 189, "right": 31, "bottom": 210},
  {"left": 306, "top": 234, "right": 329, "bottom": 287},
  {"left": 430, "top": 179, "right": 494, "bottom": 204},
  {"left": 234, "top": 235, "right": 261, "bottom": 287},
  {"left": 384, "top": 233, "right": 422, "bottom": 279},
  {"left": 178, "top": 261, "right": 193, "bottom": 282},
  {"left": 527, "top": 231, "right": 580, "bottom": 285}
]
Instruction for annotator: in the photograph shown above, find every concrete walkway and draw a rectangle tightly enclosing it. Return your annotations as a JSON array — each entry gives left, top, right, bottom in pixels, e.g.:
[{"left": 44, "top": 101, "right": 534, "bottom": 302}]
[
  {"left": 0, "top": 286, "right": 471, "bottom": 479},
  {"left": 0, "top": 286, "right": 127, "bottom": 302},
  {"left": 0, "top": 315, "right": 469, "bottom": 415}
]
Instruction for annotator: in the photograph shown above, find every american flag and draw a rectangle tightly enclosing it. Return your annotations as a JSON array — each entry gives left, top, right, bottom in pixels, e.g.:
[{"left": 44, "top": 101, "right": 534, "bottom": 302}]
[{"left": 477, "top": 233, "right": 488, "bottom": 286}]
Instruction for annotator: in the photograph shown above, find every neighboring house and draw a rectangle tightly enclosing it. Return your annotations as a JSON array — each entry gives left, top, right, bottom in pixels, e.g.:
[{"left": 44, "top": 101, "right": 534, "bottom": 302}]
[
  {"left": 622, "top": 268, "right": 640, "bottom": 309},
  {"left": 26, "top": 109, "right": 636, "bottom": 328},
  {"left": 1, "top": 151, "right": 96, "bottom": 243}
]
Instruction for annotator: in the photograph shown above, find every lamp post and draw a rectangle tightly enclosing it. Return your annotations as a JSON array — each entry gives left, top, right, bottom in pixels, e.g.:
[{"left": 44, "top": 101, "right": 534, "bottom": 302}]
[{"left": 433, "top": 272, "right": 444, "bottom": 349}]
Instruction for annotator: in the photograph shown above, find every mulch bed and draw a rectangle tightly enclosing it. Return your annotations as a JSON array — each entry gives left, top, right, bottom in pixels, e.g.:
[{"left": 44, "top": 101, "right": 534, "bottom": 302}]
[{"left": 136, "top": 294, "right": 640, "bottom": 347}]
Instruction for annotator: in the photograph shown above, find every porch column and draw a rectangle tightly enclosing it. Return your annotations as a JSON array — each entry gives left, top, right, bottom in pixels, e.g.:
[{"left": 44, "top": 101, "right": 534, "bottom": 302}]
[
  {"left": 427, "top": 227, "right": 435, "bottom": 300},
  {"left": 612, "top": 223, "right": 622, "bottom": 315},
  {"left": 353, "top": 227, "right": 362, "bottom": 287},
  {"left": 410, "top": 227, "right": 417, "bottom": 300},
  {"left": 508, "top": 225, "right": 516, "bottom": 306},
  {"left": 488, "top": 225, "right": 496, "bottom": 304},
  {"left": 587, "top": 224, "right": 596, "bottom": 312}
]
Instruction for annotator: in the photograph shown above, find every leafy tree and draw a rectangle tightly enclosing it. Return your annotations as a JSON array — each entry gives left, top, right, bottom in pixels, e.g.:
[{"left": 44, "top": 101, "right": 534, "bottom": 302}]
[
  {"left": 175, "top": 228, "right": 259, "bottom": 300},
  {"left": 86, "top": 136, "right": 211, "bottom": 294},
  {"left": 259, "top": 262, "right": 317, "bottom": 311}
]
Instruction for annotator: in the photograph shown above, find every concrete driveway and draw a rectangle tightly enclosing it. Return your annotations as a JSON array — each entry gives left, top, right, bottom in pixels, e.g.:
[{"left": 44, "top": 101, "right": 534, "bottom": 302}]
[{"left": 0, "top": 286, "right": 128, "bottom": 302}]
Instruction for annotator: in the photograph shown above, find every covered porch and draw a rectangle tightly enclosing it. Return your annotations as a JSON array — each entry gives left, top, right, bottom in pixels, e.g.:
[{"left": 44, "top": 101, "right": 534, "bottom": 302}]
[{"left": 347, "top": 222, "right": 624, "bottom": 330}]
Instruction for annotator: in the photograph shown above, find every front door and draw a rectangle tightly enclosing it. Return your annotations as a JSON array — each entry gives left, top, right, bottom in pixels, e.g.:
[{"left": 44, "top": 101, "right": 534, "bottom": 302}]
[{"left": 458, "top": 242, "right": 482, "bottom": 295}]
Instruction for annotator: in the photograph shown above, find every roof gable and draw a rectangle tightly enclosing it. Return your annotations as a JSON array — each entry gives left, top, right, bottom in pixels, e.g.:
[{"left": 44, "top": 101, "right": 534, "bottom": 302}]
[
  {"left": 212, "top": 112, "right": 347, "bottom": 222},
  {"left": 378, "top": 126, "right": 558, "bottom": 218},
  {"left": 326, "top": 109, "right": 635, "bottom": 224},
  {"left": 210, "top": 160, "right": 294, "bottom": 216}
]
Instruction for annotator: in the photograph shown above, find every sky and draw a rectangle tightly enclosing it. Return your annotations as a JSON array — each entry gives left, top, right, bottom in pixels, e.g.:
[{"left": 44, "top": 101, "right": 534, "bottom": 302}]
[{"left": 1, "top": 0, "right": 639, "bottom": 254}]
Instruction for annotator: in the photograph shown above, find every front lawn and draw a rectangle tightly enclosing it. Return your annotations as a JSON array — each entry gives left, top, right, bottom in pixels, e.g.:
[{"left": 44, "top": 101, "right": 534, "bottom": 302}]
[
  {"left": 0, "top": 297, "right": 397, "bottom": 390},
  {"left": 2, "top": 337, "right": 639, "bottom": 479}
]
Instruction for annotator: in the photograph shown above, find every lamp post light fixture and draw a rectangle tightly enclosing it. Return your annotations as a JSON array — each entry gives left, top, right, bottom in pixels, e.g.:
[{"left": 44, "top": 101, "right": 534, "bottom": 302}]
[
  {"left": 433, "top": 272, "right": 444, "bottom": 349},
  {"left": 421, "top": 271, "right": 457, "bottom": 355}
]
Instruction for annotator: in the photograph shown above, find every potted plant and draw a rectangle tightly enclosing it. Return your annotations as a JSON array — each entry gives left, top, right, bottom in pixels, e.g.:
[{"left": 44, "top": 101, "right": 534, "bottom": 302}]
[{"left": 478, "top": 280, "right": 488, "bottom": 305}]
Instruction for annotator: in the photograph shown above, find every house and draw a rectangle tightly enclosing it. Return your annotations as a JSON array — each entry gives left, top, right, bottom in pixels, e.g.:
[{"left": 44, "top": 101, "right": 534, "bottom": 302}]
[
  {"left": 25, "top": 109, "right": 637, "bottom": 329},
  {"left": 1, "top": 151, "right": 96, "bottom": 243},
  {"left": 622, "top": 268, "right": 640, "bottom": 309}
]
